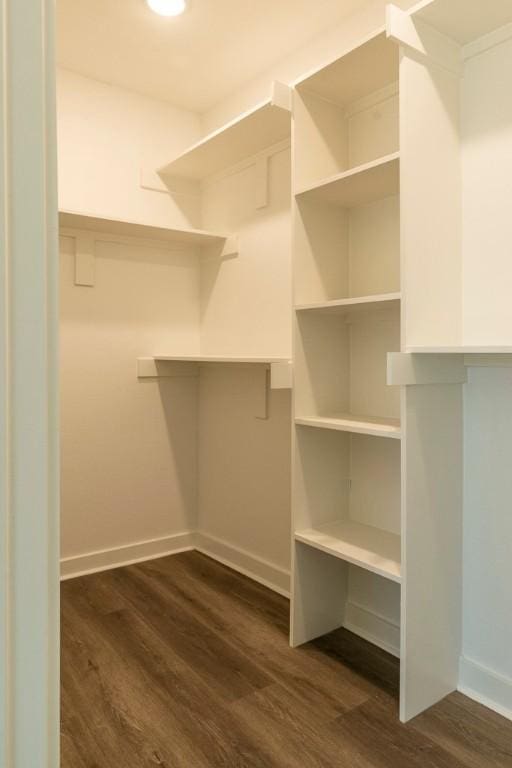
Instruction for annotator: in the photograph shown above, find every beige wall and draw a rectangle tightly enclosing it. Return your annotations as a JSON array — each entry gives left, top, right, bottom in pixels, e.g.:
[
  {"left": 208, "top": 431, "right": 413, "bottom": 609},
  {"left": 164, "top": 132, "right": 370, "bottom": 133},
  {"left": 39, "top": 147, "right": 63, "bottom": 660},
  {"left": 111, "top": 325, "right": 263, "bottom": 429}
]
[
  {"left": 60, "top": 234, "right": 201, "bottom": 561},
  {"left": 57, "top": 68, "right": 202, "bottom": 229}
]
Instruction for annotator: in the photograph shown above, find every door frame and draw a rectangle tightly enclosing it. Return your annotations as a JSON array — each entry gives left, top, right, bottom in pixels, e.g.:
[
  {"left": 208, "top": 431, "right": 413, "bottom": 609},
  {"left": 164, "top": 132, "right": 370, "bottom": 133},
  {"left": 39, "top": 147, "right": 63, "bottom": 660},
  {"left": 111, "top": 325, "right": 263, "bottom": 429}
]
[{"left": 0, "top": 0, "right": 60, "bottom": 765}]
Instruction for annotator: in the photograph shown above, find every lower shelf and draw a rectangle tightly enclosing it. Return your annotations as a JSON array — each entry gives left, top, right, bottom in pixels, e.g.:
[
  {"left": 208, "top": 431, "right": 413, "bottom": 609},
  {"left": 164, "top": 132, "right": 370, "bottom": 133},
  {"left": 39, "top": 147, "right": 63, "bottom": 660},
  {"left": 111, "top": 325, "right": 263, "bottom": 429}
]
[
  {"left": 295, "top": 414, "right": 401, "bottom": 439},
  {"left": 295, "top": 520, "right": 401, "bottom": 583}
]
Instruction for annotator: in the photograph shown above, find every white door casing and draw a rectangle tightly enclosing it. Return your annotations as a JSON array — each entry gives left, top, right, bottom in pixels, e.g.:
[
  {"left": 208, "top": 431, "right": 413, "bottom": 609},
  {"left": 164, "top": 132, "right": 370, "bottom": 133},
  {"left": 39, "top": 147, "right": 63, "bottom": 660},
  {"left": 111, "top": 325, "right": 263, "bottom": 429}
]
[{"left": 0, "top": 1, "right": 59, "bottom": 766}]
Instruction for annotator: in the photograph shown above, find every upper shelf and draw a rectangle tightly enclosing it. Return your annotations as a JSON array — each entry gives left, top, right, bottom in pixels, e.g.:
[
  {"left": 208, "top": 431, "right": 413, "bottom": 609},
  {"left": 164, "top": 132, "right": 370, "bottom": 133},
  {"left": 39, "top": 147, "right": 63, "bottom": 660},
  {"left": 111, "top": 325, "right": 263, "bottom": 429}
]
[
  {"left": 158, "top": 82, "right": 292, "bottom": 183},
  {"left": 294, "top": 29, "right": 398, "bottom": 107},
  {"left": 296, "top": 293, "right": 401, "bottom": 316},
  {"left": 59, "top": 210, "right": 230, "bottom": 248},
  {"left": 153, "top": 355, "right": 290, "bottom": 364},
  {"left": 412, "top": 0, "right": 512, "bottom": 46},
  {"left": 295, "top": 152, "right": 400, "bottom": 208}
]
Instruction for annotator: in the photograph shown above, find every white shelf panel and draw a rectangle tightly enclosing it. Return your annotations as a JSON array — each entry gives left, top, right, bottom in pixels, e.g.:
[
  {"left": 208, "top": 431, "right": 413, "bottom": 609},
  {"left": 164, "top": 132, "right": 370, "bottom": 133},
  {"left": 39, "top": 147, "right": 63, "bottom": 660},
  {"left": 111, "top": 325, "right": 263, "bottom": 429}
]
[
  {"left": 414, "top": 0, "right": 512, "bottom": 46},
  {"left": 295, "top": 519, "right": 401, "bottom": 583},
  {"left": 406, "top": 346, "right": 512, "bottom": 354},
  {"left": 154, "top": 355, "right": 290, "bottom": 364},
  {"left": 158, "top": 92, "right": 291, "bottom": 182},
  {"left": 296, "top": 292, "right": 400, "bottom": 315},
  {"left": 295, "top": 152, "right": 400, "bottom": 208},
  {"left": 295, "top": 414, "right": 401, "bottom": 440},
  {"left": 294, "top": 30, "right": 398, "bottom": 107},
  {"left": 59, "top": 210, "right": 229, "bottom": 247}
]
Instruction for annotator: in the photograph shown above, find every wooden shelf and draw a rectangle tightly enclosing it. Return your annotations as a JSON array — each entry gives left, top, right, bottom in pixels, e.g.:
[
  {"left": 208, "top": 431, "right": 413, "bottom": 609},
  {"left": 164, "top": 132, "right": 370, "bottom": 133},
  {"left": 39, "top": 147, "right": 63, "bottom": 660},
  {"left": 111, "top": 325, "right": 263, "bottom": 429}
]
[
  {"left": 59, "top": 210, "right": 230, "bottom": 248},
  {"left": 295, "top": 414, "right": 401, "bottom": 440},
  {"left": 158, "top": 84, "right": 291, "bottom": 182},
  {"left": 295, "top": 152, "right": 400, "bottom": 208},
  {"left": 295, "top": 519, "right": 401, "bottom": 583},
  {"left": 414, "top": 0, "right": 512, "bottom": 47},
  {"left": 296, "top": 293, "right": 400, "bottom": 315}
]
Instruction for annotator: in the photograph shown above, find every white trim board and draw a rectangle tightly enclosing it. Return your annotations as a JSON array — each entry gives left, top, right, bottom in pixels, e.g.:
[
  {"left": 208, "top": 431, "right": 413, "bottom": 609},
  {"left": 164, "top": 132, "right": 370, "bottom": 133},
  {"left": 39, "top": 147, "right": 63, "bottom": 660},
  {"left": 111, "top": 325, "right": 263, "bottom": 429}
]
[
  {"left": 193, "top": 531, "right": 291, "bottom": 597},
  {"left": 459, "top": 656, "right": 512, "bottom": 722},
  {"left": 344, "top": 600, "right": 400, "bottom": 659},
  {"left": 60, "top": 532, "right": 195, "bottom": 580},
  {"left": 60, "top": 531, "right": 291, "bottom": 597}
]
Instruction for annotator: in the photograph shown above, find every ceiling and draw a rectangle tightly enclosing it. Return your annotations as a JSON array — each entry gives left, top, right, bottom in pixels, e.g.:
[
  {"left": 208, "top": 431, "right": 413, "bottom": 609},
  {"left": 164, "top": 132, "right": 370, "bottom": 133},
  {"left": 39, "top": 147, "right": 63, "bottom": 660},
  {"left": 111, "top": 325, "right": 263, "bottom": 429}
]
[{"left": 57, "top": 0, "right": 369, "bottom": 114}]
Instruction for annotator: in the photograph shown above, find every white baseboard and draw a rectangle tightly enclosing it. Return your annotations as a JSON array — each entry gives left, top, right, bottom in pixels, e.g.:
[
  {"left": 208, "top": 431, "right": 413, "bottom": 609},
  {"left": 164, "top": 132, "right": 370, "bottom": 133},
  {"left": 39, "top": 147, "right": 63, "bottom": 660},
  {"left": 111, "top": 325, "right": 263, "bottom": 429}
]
[
  {"left": 60, "top": 531, "right": 195, "bottom": 580},
  {"left": 194, "top": 531, "right": 291, "bottom": 597},
  {"left": 344, "top": 600, "right": 400, "bottom": 658},
  {"left": 458, "top": 656, "right": 512, "bottom": 722}
]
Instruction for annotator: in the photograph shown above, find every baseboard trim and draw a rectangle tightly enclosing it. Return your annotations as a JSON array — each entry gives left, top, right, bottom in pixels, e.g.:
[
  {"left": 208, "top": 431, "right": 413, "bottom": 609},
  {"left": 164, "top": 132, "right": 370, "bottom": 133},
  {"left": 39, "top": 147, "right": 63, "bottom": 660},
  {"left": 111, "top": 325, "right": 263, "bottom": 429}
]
[
  {"left": 344, "top": 600, "right": 400, "bottom": 658},
  {"left": 458, "top": 656, "right": 512, "bottom": 722},
  {"left": 194, "top": 531, "right": 291, "bottom": 597},
  {"left": 60, "top": 532, "right": 195, "bottom": 580}
]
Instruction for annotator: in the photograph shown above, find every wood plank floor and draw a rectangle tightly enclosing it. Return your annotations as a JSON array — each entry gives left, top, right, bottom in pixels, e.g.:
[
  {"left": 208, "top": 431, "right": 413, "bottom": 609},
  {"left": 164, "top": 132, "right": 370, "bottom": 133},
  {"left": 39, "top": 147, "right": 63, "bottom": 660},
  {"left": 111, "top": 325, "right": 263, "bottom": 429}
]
[{"left": 61, "top": 551, "right": 512, "bottom": 767}]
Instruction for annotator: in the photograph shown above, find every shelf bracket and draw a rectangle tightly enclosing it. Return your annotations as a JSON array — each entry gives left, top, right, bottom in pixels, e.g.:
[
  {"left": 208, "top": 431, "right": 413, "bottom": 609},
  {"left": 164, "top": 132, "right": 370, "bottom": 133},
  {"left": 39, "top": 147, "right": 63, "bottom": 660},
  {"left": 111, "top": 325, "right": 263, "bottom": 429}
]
[
  {"left": 271, "top": 81, "right": 292, "bottom": 113},
  {"left": 386, "top": 4, "right": 462, "bottom": 76},
  {"left": 74, "top": 234, "right": 95, "bottom": 287},
  {"left": 256, "top": 361, "right": 293, "bottom": 421}
]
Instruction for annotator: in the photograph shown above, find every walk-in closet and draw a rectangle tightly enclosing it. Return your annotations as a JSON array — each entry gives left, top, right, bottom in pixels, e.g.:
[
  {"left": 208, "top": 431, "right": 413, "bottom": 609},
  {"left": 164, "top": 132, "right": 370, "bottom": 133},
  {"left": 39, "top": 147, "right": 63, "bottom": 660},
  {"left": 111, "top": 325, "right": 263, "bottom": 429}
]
[{"left": 47, "top": 0, "right": 512, "bottom": 764}]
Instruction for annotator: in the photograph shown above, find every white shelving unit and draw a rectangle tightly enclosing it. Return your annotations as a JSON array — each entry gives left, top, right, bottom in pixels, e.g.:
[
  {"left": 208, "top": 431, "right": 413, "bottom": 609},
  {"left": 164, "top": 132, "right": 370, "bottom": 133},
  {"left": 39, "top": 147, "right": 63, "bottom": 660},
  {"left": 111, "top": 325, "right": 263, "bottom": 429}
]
[{"left": 291, "top": 28, "right": 403, "bottom": 679}]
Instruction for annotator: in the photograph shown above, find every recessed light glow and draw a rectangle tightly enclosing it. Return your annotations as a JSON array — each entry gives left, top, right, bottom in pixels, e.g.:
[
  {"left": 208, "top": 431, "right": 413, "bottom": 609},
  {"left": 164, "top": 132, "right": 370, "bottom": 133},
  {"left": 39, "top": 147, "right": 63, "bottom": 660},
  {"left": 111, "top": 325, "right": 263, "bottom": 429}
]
[{"left": 147, "top": 0, "right": 186, "bottom": 16}]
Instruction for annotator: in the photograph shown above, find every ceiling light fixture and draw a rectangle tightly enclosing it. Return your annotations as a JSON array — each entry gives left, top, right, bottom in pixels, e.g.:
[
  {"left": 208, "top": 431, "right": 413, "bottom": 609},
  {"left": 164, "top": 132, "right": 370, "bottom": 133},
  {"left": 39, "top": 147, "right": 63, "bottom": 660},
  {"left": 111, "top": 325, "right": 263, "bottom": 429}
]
[{"left": 146, "top": 0, "right": 186, "bottom": 17}]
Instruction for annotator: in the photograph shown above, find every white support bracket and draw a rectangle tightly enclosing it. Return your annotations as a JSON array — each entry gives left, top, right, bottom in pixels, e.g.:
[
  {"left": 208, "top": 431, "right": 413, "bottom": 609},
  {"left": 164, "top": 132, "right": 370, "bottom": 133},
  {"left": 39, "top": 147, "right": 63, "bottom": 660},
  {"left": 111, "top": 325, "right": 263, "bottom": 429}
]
[
  {"left": 221, "top": 235, "right": 239, "bottom": 258},
  {"left": 386, "top": 4, "right": 462, "bottom": 75},
  {"left": 74, "top": 234, "right": 95, "bottom": 287},
  {"left": 256, "top": 361, "right": 293, "bottom": 421},
  {"left": 271, "top": 81, "right": 293, "bottom": 113},
  {"left": 387, "top": 352, "right": 467, "bottom": 386}
]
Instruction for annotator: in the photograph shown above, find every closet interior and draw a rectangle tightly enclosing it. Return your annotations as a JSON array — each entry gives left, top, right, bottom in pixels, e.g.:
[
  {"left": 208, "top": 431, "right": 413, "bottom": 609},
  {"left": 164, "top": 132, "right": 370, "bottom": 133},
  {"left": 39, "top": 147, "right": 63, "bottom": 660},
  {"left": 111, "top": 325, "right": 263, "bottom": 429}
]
[{"left": 58, "top": 0, "right": 512, "bottom": 730}]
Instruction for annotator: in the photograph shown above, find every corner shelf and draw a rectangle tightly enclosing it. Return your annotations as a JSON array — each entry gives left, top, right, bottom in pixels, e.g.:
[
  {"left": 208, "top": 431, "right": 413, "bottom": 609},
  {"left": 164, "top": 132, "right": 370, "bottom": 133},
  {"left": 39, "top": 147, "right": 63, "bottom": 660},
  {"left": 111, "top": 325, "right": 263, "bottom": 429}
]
[
  {"left": 59, "top": 210, "right": 232, "bottom": 248},
  {"left": 295, "top": 152, "right": 400, "bottom": 208},
  {"left": 137, "top": 356, "right": 293, "bottom": 395},
  {"left": 295, "top": 414, "right": 402, "bottom": 440},
  {"left": 295, "top": 519, "right": 401, "bottom": 583},
  {"left": 158, "top": 82, "right": 291, "bottom": 182},
  {"left": 296, "top": 292, "right": 400, "bottom": 315}
]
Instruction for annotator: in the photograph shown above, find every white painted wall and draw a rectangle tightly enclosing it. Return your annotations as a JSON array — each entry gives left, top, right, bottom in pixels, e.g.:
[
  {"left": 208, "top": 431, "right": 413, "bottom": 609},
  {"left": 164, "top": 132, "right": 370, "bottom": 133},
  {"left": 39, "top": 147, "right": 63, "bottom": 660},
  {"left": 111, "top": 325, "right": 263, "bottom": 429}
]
[
  {"left": 57, "top": 68, "right": 202, "bottom": 229},
  {"left": 462, "top": 38, "right": 512, "bottom": 345},
  {"left": 60, "top": 234, "right": 200, "bottom": 564},
  {"left": 462, "top": 365, "right": 512, "bottom": 718}
]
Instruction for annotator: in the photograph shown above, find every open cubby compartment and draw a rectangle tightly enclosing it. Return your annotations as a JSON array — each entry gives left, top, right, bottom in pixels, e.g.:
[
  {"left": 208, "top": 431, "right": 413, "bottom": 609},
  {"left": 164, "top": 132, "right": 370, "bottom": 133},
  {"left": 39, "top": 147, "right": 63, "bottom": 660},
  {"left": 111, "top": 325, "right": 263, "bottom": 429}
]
[
  {"left": 291, "top": 539, "right": 401, "bottom": 653},
  {"left": 294, "top": 31, "right": 399, "bottom": 192},
  {"left": 394, "top": 1, "right": 512, "bottom": 349},
  {"left": 294, "top": 192, "right": 400, "bottom": 306},
  {"left": 294, "top": 306, "right": 401, "bottom": 430},
  {"left": 294, "top": 426, "right": 401, "bottom": 581}
]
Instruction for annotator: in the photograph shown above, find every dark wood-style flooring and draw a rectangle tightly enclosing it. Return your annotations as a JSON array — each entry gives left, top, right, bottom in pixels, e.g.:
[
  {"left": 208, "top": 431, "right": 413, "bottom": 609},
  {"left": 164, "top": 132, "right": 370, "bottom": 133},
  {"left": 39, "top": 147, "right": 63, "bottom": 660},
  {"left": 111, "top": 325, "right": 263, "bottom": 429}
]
[{"left": 61, "top": 551, "right": 512, "bottom": 767}]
